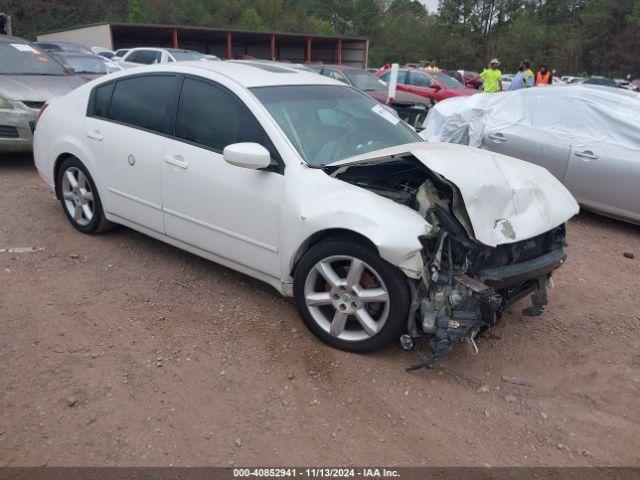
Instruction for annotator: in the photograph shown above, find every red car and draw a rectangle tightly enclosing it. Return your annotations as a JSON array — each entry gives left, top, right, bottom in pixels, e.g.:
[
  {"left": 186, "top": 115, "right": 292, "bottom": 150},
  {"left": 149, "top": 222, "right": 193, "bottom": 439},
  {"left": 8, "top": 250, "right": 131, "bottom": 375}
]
[
  {"left": 451, "top": 70, "right": 484, "bottom": 89},
  {"left": 375, "top": 68, "right": 477, "bottom": 103}
]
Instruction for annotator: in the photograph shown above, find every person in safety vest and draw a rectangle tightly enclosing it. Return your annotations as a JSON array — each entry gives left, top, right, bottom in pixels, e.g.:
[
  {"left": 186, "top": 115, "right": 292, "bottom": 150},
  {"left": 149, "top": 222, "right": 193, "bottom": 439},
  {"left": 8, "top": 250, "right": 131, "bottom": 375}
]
[
  {"left": 536, "top": 65, "right": 552, "bottom": 85},
  {"left": 480, "top": 58, "right": 502, "bottom": 92},
  {"left": 510, "top": 60, "right": 534, "bottom": 90}
]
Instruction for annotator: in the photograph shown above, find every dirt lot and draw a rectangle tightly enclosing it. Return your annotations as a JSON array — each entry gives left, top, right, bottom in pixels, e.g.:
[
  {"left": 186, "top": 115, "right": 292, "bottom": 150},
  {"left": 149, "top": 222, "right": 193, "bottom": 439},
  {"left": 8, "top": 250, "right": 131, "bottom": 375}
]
[{"left": 1, "top": 153, "right": 639, "bottom": 467}]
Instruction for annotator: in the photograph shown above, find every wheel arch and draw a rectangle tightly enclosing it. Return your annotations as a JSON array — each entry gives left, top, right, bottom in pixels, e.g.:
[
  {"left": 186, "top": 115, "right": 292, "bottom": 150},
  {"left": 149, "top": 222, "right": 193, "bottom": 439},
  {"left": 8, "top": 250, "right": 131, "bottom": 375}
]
[
  {"left": 53, "top": 153, "right": 77, "bottom": 200},
  {"left": 290, "top": 228, "right": 379, "bottom": 277}
]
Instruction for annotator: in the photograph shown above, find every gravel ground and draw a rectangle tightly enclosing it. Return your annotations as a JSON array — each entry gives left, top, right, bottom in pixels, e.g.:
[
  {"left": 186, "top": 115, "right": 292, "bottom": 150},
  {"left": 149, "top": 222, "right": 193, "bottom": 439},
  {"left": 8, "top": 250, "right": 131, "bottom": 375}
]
[{"left": 1, "top": 153, "right": 639, "bottom": 467}]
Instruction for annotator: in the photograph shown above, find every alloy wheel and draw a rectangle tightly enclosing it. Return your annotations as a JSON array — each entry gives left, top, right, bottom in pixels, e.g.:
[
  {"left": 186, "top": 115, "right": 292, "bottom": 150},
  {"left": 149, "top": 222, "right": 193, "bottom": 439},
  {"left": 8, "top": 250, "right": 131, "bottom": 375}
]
[
  {"left": 303, "top": 255, "right": 390, "bottom": 342},
  {"left": 61, "top": 167, "right": 94, "bottom": 227}
]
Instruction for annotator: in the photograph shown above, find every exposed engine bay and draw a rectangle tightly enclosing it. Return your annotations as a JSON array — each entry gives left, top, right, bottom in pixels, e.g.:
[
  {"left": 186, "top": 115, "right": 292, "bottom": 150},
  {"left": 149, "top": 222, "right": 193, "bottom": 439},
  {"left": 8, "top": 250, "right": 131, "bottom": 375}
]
[{"left": 327, "top": 157, "right": 568, "bottom": 370}]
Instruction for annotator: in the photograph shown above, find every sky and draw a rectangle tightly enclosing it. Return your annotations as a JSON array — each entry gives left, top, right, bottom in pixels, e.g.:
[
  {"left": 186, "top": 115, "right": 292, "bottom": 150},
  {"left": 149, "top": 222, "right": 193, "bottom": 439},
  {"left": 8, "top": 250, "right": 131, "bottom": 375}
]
[{"left": 418, "top": 0, "right": 439, "bottom": 12}]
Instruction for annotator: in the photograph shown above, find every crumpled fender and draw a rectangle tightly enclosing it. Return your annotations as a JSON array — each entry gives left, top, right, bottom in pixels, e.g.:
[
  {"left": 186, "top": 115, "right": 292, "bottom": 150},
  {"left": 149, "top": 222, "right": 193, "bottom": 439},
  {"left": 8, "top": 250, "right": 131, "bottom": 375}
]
[{"left": 280, "top": 167, "right": 430, "bottom": 282}]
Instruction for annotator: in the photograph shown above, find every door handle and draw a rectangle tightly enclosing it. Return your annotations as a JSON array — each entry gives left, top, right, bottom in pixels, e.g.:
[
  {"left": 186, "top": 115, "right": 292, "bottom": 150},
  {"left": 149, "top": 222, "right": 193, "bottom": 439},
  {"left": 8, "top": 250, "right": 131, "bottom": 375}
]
[
  {"left": 86, "top": 130, "right": 103, "bottom": 141},
  {"left": 574, "top": 150, "right": 598, "bottom": 160},
  {"left": 164, "top": 154, "right": 189, "bottom": 169},
  {"left": 488, "top": 133, "right": 506, "bottom": 142}
]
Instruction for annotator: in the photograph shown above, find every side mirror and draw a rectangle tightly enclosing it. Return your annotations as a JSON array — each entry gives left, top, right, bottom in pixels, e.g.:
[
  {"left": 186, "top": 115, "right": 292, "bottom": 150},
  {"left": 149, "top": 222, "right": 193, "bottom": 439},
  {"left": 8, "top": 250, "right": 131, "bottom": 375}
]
[
  {"left": 223, "top": 142, "right": 272, "bottom": 170},
  {"left": 431, "top": 83, "right": 442, "bottom": 91}
]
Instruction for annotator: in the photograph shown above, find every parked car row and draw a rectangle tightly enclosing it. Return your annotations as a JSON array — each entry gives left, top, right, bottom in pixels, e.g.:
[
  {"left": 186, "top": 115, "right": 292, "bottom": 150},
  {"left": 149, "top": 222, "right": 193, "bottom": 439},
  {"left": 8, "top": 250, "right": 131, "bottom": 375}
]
[
  {"left": 1, "top": 34, "right": 432, "bottom": 154},
  {"left": 310, "top": 64, "right": 430, "bottom": 130}
]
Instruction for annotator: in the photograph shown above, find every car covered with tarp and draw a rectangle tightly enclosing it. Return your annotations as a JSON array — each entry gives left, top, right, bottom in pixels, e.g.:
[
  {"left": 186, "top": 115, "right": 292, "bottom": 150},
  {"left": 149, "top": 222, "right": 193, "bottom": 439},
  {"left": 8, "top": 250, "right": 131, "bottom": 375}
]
[{"left": 420, "top": 85, "right": 640, "bottom": 224}]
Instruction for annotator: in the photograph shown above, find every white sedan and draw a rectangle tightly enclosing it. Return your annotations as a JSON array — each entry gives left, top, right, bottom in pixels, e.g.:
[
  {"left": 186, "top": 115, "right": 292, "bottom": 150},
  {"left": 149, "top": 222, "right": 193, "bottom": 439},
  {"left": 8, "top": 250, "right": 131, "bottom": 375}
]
[{"left": 33, "top": 61, "right": 578, "bottom": 366}]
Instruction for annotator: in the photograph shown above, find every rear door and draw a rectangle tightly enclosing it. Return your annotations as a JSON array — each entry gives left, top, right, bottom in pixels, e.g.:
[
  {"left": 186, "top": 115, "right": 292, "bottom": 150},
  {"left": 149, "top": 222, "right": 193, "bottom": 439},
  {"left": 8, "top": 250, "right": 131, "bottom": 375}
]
[
  {"left": 85, "top": 74, "right": 178, "bottom": 233},
  {"left": 161, "top": 76, "right": 284, "bottom": 278},
  {"left": 564, "top": 142, "right": 640, "bottom": 222}
]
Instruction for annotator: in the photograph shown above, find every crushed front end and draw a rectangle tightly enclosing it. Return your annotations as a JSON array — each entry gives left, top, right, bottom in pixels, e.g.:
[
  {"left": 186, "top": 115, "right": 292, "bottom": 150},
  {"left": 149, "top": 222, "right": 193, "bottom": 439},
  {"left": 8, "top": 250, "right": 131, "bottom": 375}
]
[
  {"left": 406, "top": 222, "right": 566, "bottom": 370},
  {"left": 328, "top": 151, "right": 574, "bottom": 369}
]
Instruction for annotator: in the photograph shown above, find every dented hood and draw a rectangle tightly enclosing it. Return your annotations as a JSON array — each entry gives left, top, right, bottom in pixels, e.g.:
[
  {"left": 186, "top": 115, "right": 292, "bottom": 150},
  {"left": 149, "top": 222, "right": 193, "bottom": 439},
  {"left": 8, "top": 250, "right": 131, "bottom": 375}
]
[{"left": 327, "top": 142, "right": 579, "bottom": 247}]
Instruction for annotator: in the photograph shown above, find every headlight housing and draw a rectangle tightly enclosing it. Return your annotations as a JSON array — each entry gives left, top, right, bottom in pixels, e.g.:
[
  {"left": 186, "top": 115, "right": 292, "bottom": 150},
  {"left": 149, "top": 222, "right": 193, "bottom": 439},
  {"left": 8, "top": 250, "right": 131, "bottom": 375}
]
[{"left": 0, "top": 96, "right": 14, "bottom": 110}]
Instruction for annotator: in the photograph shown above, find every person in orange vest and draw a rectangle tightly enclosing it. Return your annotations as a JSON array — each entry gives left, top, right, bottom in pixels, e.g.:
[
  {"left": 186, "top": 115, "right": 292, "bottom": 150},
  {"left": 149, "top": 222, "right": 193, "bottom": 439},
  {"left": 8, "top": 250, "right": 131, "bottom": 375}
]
[{"left": 535, "top": 65, "right": 552, "bottom": 86}]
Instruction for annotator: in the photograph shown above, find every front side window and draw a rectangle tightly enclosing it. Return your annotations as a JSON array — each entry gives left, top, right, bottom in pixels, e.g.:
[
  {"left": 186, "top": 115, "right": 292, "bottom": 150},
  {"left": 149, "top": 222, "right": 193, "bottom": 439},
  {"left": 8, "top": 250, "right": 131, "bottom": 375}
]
[
  {"left": 108, "top": 75, "right": 176, "bottom": 133},
  {"left": 408, "top": 72, "right": 433, "bottom": 87},
  {"left": 252, "top": 85, "right": 421, "bottom": 167},
  {"left": 175, "top": 77, "right": 276, "bottom": 156}
]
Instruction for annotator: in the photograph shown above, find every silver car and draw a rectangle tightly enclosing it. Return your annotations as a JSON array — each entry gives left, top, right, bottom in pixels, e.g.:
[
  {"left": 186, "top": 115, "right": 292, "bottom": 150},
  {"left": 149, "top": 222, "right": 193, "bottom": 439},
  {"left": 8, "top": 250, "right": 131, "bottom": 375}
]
[
  {"left": 421, "top": 85, "right": 640, "bottom": 224},
  {"left": 0, "top": 34, "right": 85, "bottom": 152}
]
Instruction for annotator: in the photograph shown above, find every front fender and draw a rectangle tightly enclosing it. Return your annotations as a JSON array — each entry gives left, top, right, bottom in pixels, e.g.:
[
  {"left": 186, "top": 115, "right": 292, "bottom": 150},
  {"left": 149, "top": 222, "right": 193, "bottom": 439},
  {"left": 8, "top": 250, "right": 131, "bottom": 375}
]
[{"left": 280, "top": 167, "right": 429, "bottom": 284}]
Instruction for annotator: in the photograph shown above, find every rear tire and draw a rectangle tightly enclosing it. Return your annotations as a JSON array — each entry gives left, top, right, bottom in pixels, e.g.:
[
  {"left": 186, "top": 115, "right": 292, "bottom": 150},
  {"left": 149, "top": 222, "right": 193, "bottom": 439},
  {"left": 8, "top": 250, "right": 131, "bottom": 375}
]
[
  {"left": 56, "top": 157, "right": 113, "bottom": 234},
  {"left": 293, "top": 239, "right": 410, "bottom": 353}
]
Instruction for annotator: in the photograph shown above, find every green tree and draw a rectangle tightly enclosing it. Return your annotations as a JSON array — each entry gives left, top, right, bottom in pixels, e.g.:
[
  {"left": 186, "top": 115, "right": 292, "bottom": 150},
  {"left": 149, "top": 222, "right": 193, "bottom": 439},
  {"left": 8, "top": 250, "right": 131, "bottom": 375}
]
[{"left": 238, "top": 7, "right": 266, "bottom": 30}]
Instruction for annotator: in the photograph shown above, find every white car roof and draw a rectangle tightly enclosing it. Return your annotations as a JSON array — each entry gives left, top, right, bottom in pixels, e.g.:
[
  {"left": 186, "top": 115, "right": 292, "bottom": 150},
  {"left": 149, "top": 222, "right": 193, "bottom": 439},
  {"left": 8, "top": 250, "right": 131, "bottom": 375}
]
[{"left": 111, "top": 60, "right": 338, "bottom": 88}]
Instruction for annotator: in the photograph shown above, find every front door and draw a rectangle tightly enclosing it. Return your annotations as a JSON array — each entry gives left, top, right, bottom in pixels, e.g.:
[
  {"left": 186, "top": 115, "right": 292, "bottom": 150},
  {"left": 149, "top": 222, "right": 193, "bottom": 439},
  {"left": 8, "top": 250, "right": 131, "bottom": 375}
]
[
  {"left": 161, "top": 77, "right": 284, "bottom": 278},
  {"left": 85, "top": 74, "right": 178, "bottom": 233}
]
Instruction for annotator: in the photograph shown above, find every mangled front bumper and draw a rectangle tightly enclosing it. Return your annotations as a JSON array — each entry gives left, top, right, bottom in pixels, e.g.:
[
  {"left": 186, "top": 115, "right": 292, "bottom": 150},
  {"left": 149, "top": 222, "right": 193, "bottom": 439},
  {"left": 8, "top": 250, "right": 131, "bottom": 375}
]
[{"left": 406, "top": 224, "right": 568, "bottom": 370}]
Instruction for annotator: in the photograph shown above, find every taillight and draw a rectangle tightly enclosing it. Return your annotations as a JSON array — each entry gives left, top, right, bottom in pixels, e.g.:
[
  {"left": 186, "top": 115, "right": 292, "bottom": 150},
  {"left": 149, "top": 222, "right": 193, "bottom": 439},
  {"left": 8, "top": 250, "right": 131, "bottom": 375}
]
[{"left": 34, "top": 102, "right": 49, "bottom": 129}]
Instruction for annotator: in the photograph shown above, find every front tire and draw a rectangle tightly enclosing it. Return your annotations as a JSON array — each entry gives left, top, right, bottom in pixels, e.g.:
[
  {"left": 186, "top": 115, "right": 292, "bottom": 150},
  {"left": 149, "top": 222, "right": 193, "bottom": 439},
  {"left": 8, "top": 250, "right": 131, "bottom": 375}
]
[
  {"left": 56, "top": 157, "right": 112, "bottom": 234},
  {"left": 293, "top": 239, "right": 410, "bottom": 353}
]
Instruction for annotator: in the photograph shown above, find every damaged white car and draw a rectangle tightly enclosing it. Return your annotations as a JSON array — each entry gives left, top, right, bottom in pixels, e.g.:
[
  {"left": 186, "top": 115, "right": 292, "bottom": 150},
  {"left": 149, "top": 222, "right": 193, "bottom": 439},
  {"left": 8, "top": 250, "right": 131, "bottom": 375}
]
[{"left": 33, "top": 61, "right": 579, "bottom": 367}]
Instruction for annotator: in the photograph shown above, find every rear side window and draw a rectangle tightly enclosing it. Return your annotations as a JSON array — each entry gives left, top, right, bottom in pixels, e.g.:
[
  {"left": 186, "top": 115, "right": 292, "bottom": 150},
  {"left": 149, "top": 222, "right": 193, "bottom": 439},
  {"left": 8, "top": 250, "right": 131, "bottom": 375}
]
[
  {"left": 108, "top": 75, "right": 176, "bottom": 133},
  {"left": 93, "top": 82, "right": 114, "bottom": 117},
  {"left": 175, "top": 77, "right": 276, "bottom": 156}
]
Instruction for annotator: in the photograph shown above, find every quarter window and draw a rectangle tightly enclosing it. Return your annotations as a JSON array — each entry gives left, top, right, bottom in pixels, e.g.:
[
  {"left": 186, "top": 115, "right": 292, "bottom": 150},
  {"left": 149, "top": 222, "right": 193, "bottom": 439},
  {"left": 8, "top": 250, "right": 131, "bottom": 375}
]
[
  {"left": 93, "top": 82, "right": 114, "bottom": 117},
  {"left": 175, "top": 77, "right": 276, "bottom": 156},
  {"left": 108, "top": 75, "right": 176, "bottom": 133}
]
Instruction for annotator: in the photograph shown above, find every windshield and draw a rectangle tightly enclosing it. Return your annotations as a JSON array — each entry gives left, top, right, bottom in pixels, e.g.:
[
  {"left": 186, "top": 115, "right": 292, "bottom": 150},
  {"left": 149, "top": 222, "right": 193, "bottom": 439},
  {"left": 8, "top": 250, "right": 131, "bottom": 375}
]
[
  {"left": 62, "top": 55, "right": 107, "bottom": 74},
  {"left": 429, "top": 72, "right": 465, "bottom": 89},
  {"left": 0, "top": 42, "right": 67, "bottom": 75},
  {"left": 343, "top": 69, "right": 386, "bottom": 91},
  {"left": 170, "top": 51, "right": 203, "bottom": 61},
  {"left": 252, "top": 85, "right": 422, "bottom": 167}
]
